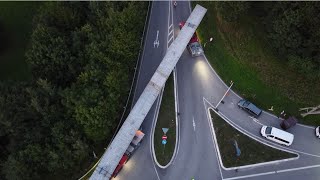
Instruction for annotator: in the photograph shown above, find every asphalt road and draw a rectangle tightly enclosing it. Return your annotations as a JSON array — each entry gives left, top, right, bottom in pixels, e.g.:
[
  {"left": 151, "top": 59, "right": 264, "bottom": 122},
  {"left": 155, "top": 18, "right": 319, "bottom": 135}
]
[
  {"left": 115, "top": 1, "right": 169, "bottom": 180},
  {"left": 115, "top": 1, "right": 320, "bottom": 180}
]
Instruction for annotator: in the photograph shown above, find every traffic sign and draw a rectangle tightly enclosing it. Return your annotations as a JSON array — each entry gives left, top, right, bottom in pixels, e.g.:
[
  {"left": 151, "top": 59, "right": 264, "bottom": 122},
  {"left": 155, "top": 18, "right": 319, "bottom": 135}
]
[
  {"left": 162, "top": 139, "right": 167, "bottom": 145},
  {"left": 162, "top": 128, "right": 169, "bottom": 134},
  {"left": 162, "top": 135, "right": 167, "bottom": 140}
]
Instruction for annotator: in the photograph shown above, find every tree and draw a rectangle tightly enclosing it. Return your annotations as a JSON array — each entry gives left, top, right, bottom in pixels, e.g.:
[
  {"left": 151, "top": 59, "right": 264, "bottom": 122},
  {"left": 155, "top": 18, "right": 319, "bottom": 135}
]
[{"left": 217, "top": 2, "right": 250, "bottom": 22}]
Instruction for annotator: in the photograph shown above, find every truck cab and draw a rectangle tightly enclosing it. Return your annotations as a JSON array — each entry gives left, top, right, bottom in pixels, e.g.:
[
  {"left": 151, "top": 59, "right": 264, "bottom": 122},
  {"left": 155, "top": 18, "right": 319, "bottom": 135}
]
[
  {"left": 179, "top": 21, "right": 204, "bottom": 57},
  {"left": 110, "top": 130, "right": 145, "bottom": 179}
]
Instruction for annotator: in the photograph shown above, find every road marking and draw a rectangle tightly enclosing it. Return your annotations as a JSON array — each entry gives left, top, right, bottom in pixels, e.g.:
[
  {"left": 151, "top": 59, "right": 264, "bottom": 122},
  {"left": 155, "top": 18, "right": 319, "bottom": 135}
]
[
  {"left": 248, "top": 116, "right": 263, "bottom": 126},
  {"left": 131, "top": 1, "right": 154, "bottom": 109},
  {"left": 204, "top": 104, "right": 224, "bottom": 179},
  {"left": 169, "top": 24, "right": 173, "bottom": 30},
  {"left": 154, "top": 30, "right": 160, "bottom": 48},
  {"left": 168, "top": 35, "right": 174, "bottom": 44},
  {"left": 193, "top": 117, "right": 196, "bottom": 132},
  {"left": 224, "top": 164, "right": 320, "bottom": 180},
  {"left": 168, "top": 29, "right": 174, "bottom": 36}
]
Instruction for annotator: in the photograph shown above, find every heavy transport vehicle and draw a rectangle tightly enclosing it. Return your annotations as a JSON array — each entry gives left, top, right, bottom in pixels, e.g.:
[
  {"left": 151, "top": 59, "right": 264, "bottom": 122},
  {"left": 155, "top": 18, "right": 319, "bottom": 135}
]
[
  {"left": 179, "top": 21, "right": 204, "bottom": 57},
  {"left": 111, "top": 130, "right": 145, "bottom": 178}
]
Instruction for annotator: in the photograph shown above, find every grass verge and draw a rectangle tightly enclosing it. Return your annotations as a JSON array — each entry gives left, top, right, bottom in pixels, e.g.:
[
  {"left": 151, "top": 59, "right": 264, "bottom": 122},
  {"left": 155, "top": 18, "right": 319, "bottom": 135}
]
[
  {"left": 0, "top": 2, "right": 40, "bottom": 81},
  {"left": 154, "top": 73, "right": 176, "bottom": 166},
  {"left": 193, "top": 2, "right": 320, "bottom": 126},
  {"left": 210, "top": 109, "right": 297, "bottom": 168}
]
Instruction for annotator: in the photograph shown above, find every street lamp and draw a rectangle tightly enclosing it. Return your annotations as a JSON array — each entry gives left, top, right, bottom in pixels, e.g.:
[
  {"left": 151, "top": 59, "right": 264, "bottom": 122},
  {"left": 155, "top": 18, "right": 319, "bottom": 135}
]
[{"left": 204, "top": 37, "right": 213, "bottom": 47}]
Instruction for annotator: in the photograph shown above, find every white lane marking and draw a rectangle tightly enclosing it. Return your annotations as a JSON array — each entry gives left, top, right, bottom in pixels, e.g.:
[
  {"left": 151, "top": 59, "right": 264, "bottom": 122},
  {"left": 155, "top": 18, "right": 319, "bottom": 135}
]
[
  {"left": 150, "top": 96, "right": 163, "bottom": 178},
  {"left": 204, "top": 101, "right": 224, "bottom": 179},
  {"left": 169, "top": 23, "right": 173, "bottom": 30},
  {"left": 154, "top": 30, "right": 160, "bottom": 48},
  {"left": 224, "top": 164, "right": 320, "bottom": 180},
  {"left": 131, "top": 1, "right": 153, "bottom": 109},
  {"left": 248, "top": 116, "right": 263, "bottom": 126},
  {"left": 168, "top": 29, "right": 174, "bottom": 36},
  {"left": 297, "top": 123, "right": 315, "bottom": 129},
  {"left": 223, "top": 171, "right": 276, "bottom": 180},
  {"left": 193, "top": 117, "right": 196, "bottom": 132},
  {"left": 173, "top": 68, "right": 181, "bottom": 158},
  {"left": 168, "top": 35, "right": 174, "bottom": 45}
]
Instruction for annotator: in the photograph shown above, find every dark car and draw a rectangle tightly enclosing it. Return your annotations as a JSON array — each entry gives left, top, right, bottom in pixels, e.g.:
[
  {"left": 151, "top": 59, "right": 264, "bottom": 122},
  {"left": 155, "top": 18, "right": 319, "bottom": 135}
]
[
  {"left": 280, "top": 116, "right": 298, "bottom": 130},
  {"left": 238, "top": 99, "right": 262, "bottom": 117}
]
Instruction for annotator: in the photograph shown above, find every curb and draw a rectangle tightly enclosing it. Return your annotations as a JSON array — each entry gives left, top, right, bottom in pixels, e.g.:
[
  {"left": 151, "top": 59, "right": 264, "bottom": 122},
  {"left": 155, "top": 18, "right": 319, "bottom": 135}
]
[
  {"left": 152, "top": 2, "right": 180, "bottom": 169},
  {"left": 131, "top": 1, "right": 153, "bottom": 110},
  {"left": 152, "top": 68, "right": 180, "bottom": 169}
]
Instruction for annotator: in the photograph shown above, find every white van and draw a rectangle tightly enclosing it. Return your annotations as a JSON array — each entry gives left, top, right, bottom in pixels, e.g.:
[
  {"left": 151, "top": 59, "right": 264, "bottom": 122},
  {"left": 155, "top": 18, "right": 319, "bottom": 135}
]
[{"left": 260, "top": 126, "right": 294, "bottom": 146}]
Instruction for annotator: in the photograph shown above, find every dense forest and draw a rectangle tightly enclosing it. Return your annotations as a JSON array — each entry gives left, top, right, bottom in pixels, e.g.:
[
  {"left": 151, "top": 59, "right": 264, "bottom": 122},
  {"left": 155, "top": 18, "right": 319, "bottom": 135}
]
[
  {"left": 217, "top": 1, "right": 320, "bottom": 78},
  {"left": 0, "top": 2, "right": 147, "bottom": 179}
]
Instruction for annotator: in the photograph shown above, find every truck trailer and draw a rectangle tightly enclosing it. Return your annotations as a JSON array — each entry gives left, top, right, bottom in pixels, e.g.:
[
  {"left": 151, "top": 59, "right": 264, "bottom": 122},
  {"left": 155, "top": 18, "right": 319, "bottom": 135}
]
[{"left": 111, "top": 130, "right": 145, "bottom": 178}]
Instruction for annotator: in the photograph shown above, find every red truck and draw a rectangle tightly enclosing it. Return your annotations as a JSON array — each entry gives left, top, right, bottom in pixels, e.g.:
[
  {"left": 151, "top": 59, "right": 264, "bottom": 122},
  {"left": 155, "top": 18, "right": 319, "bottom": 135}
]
[
  {"left": 179, "top": 21, "right": 204, "bottom": 57},
  {"left": 110, "top": 130, "right": 145, "bottom": 178}
]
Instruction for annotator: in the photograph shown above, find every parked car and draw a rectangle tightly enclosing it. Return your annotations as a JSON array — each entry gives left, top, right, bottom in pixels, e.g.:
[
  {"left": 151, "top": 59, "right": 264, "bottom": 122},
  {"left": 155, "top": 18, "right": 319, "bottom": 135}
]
[
  {"left": 316, "top": 126, "right": 320, "bottom": 138},
  {"left": 280, "top": 116, "right": 298, "bottom": 130},
  {"left": 237, "top": 99, "right": 262, "bottom": 117},
  {"left": 260, "top": 126, "right": 294, "bottom": 146}
]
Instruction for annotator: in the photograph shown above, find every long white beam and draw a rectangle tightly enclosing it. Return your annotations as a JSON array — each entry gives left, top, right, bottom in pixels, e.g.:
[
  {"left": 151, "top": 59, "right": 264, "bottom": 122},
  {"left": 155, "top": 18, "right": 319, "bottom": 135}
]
[{"left": 90, "top": 4, "right": 207, "bottom": 180}]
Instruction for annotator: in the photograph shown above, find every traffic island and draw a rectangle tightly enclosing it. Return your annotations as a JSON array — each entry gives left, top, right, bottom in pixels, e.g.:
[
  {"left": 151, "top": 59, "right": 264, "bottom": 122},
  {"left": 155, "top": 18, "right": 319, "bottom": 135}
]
[
  {"left": 209, "top": 109, "right": 297, "bottom": 168},
  {"left": 154, "top": 73, "right": 176, "bottom": 166}
]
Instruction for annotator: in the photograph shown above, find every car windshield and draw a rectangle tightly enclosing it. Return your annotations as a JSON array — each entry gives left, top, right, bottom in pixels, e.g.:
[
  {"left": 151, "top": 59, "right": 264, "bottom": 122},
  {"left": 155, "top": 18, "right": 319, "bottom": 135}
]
[
  {"left": 243, "top": 101, "right": 250, "bottom": 107},
  {"left": 265, "top": 127, "right": 272, "bottom": 135}
]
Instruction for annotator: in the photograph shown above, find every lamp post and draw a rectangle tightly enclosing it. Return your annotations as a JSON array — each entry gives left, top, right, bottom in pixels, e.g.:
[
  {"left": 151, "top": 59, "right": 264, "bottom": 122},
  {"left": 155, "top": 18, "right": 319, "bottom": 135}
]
[{"left": 204, "top": 37, "right": 213, "bottom": 47}]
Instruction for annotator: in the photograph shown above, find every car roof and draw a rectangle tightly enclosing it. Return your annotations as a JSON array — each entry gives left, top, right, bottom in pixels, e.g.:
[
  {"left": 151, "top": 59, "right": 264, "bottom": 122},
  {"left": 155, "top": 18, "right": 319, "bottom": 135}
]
[
  {"left": 247, "top": 103, "right": 262, "bottom": 115},
  {"left": 271, "top": 127, "right": 294, "bottom": 141}
]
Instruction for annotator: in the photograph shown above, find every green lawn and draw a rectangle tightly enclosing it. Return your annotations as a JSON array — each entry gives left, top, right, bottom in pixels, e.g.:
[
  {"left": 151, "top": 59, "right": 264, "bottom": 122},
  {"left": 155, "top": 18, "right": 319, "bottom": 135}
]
[
  {"left": 0, "top": 2, "right": 40, "bottom": 81},
  {"left": 194, "top": 2, "right": 320, "bottom": 126},
  {"left": 154, "top": 73, "right": 176, "bottom": 166},
  {"left": 210, "top": 109, "right": 297, "bottom": 168}
]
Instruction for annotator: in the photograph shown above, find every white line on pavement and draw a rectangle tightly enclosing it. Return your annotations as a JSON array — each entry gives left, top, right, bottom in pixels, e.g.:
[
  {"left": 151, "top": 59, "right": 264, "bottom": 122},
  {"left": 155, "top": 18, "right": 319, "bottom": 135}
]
[
  {"left": 204, "top": 105, "right": 224, "bottom": 179},
  {"left": 168, "top": 35, "right": 174, "bottom": 44},
  {"left": 154, "top": 30, "right": 160, "bottom": 48},
  {"left": 193, "top": 117, "right": 196, "bottom": 132},
  {"left": 224, "top": 164, "right": 320, "bottom": 180},
  {"left": 131, "top": 1, "right": 154, "bottom": 109},
  {"left": 168, "top": 29, "right": 174, "bottom": 36}
]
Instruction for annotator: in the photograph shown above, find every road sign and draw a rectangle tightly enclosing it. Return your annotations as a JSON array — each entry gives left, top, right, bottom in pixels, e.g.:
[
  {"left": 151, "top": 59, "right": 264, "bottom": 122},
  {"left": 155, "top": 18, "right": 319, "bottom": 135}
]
[
  {"left": 162, "top": 135, "right": 167, "bottom": 140},
  {"left": 162, "top": 128, "right": 169, "bottom": 134},
  {"left": 233, "top": 140, "right": 241, "bottom": 157},
  {"left": 162, "top": 139, "right": 167, "bottom": 145}
]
